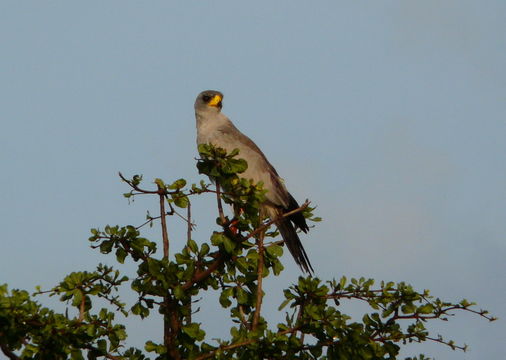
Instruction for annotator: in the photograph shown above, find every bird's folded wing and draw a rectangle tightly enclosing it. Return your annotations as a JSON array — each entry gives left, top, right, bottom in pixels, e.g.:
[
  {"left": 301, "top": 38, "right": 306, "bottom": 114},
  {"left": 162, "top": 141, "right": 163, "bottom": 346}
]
[{"left": 209, "top": 122, "right": 290, "bottom": 209}]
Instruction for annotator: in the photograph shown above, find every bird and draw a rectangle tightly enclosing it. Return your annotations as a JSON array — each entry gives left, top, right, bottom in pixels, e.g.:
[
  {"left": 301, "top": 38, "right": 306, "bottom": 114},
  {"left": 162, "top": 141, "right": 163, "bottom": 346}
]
[{"left": 194, "top": 90, "right": 313, "bottom": 273}]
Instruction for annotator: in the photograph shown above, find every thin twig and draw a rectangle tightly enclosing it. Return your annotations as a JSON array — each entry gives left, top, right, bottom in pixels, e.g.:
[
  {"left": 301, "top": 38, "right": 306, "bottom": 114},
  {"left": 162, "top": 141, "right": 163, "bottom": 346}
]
[
  {"left": 182, "top": 252, "right": 225, "bottom": 290},
  {"left": 238, "top": 305, "right": 249, "bottom": 329},
  {"left": 157, "top": 185, "right": 178, "bottom": 358},
  {"left": 187, "top": 202, "right": 192, "bottom": 243},
  {"left": 118, "top": 172, "right": 158, "bottom": 194},
  {"left": 244, "top": 201, "right": 310, "bottom": 241},
  {"left": 158, "top": 188, "right": 169, "bottom": 259},
  {"left": 135, "top": 216, "right": 157, "bottom": 230},
  {"left": 186, "top": 202, "right": 193, "bottom": 325}
]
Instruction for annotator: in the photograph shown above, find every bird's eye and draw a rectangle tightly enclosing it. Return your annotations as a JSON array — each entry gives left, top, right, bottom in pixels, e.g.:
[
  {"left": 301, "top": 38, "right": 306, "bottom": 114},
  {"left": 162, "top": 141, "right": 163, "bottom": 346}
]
[{"left": 202, "top": 95, "right": 211, "bottom": 102}]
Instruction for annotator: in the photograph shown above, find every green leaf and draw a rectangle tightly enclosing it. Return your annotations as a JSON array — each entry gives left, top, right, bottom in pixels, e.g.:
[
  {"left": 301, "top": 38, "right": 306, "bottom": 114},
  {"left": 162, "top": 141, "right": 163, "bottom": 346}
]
[
  {"left": 279, "top": 298, "right": 291, "bottom": 311},
  {"left": 174, "top": 194, "right": 189, "bottom": 208},
  {"left": 199, "top": 243, "right": 210, "bottom": 256},
  {"left": 187, "top": 239, "right": 198, "bottom": 253},
  {"left": 402, "top": 303, "right": 416, "bottom": 314},
  {"left": 174, "top": 286, "right": 185, "bottom": 300},
  {"left": 211, "top": 232, "right": 226, "bottom": 246},
  {"left": 272, "top": 259, "right": 284, "bottom": 276},
  {"left": 115, "top": 248, "right": 127, "bottom": 264},
  {"left": 266, "top": 244, "right": 283, "bottom": 257},
  {"left": 223, "top": 236, "right": 236, "bottom": 253},
  {"left": 71, "top": 290, "right": 83, "bottom": 307},
  {"left": 131, "top": 174, "right": 143, "bottom": 186},
  {"left": 219, "top": 288, "right": 233, "bottom": 308},
  {"left": 145, "top": 340, "right": 166, "bottom": 354},
  {"left": 96, "top": 339, "right": 107, "bottom": 353},
  {"left": 145, "top": 340, "right": 157, "bottom": 352},
  {"left": 100, "top": 240, "right": 114, "bottom": 254},
  {"left": 182, "top": 323, "right": 205, "bottom": 341},
  {"left": 70, "top": 350, "right": 84, "bottom": 360},
  {"left": 197, "top": 143, "right": 212, "bottom": 156},
  {"left": 235, "top": 287, "right": 249, "bottom": 304},
  {"left": 154, "top": 178, "right": 165, "bottom": 187},
  {"left": 147, "top": 259, "right": 162, "bottom": 278},
  {"left": 417, "top": 304, "right": 434, "bottom": 314},
  {"left": 168, "top": 178, "right": 187, "bottom": 190}
]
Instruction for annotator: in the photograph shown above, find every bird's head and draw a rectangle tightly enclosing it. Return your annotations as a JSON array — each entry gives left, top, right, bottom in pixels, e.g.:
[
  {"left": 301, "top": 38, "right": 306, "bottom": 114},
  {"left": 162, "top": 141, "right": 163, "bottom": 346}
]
[{"left": 195, "top": 90, "right": 224, "bottom": 113}]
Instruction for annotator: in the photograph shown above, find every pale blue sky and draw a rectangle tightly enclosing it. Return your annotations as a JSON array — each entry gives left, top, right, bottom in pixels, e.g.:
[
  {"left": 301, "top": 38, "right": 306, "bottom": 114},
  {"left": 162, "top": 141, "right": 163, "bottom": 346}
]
[{"left": 1, "top": 2, "right": 504, "bottom": 359}]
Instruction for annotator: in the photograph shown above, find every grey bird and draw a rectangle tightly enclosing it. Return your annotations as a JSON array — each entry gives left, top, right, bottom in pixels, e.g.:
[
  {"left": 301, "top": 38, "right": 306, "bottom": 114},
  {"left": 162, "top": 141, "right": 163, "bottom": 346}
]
[{"left": 194, "top": 90, "right": 313, "bottom": 273}]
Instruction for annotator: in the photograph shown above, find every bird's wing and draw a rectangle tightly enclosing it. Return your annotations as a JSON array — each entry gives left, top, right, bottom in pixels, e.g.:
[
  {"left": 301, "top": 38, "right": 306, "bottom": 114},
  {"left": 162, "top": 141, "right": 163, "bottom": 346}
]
[{"left": 208, "top": 120, "right": 291, "bottom": 209}]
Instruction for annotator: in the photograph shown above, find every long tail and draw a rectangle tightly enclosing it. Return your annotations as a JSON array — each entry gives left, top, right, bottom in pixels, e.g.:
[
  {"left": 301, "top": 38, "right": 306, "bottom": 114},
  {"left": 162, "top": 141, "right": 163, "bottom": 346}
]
[
  {"left": 277, "top": 218, "right": 313, "bottom": 273},
  {"left": 286, "top": 193, "right": 309, "bottom": 233}
]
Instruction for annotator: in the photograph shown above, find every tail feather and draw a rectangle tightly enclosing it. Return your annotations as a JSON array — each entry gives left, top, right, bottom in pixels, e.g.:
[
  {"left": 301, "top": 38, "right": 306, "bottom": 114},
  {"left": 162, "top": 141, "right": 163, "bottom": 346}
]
[
  {"left": 277, "top": 219, "right": 313, "bottom": 273},
  {"left": 287, "top": 193, "right": 309, "bottom": 233},
  {"left": 264, "top": 193, "right": 312, "bottom": 273}
]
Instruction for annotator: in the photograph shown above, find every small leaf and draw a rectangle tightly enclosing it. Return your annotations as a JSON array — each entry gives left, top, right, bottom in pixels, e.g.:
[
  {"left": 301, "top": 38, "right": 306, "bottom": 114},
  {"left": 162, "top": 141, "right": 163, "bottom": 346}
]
[
  {"left": 235, "top": 287, "right": 249, "bottom": 304},
  {"left": 417, "top": 304, "right": 434, "bottom": 314},
  {"left": 279, "top": 298, "right": 291, "bottom": 311},
  {"left": 182, "top": 323, "right": 205, "bottom": 341},
  {"left": 174, "top": 286, "right": 185, "bottom": 300},
  {"left": 266, "top": 244, "right": 283, "bottom": 257},
  {"left": 168, "top": 178, "right": 187, "bottom": 190},
  {"left": 100, "top": 240, "right": 114, "bottom": 254},
  {"left": 154, "top": 178, "right": 165, "bottom": 187},
  {"left": 199, "top": 243, "right": 210, "bottom": 256},
  {"left": 223, "top": 236, "right": 235, "bottom": 253},
  {"left": 97, "top": 339, "right": 107, "bottom": 353},
  {"left": 187, "top": 239, "right": 198, "bottom": 253},
  {"left": 174, "top": 194, "right": 189, "bottom": 208},
  {"left": 115, "top": 248, "right": 127, "bottom": 264}
]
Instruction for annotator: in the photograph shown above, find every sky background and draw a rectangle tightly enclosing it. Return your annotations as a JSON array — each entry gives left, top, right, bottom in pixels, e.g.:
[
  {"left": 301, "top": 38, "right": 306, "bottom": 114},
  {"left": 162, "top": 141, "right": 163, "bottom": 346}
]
[{"left": 1, "top": 1, "right": 505, "bottom": 359}]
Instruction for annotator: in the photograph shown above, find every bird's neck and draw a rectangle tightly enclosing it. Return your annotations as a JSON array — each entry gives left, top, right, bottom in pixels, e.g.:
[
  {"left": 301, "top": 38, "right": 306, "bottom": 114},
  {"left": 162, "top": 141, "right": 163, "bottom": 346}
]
[
  {"left": 195, "top": 110, "right": 231, "bottom": 145},
  {"left": 196, "top": 110, "right": 228, "bottom": 130}
]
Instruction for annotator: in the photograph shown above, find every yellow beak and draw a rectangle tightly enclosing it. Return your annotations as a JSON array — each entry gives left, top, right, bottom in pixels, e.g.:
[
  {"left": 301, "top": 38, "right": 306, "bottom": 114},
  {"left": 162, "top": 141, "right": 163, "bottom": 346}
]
[{"left": 208, "top": 94, "right": 222, "bottom": 107}]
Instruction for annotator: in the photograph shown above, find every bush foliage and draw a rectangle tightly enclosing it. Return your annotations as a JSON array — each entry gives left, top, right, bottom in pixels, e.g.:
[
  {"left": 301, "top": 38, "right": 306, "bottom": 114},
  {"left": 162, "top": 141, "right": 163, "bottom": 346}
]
[{"left": 0, "top": 145, "right": 495, "bottom": 359}]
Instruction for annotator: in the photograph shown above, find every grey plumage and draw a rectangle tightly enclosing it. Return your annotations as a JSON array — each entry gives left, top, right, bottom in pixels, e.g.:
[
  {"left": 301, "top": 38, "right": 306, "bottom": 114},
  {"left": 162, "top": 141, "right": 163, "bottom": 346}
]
[{"left": 194, "top": 90, "right": 313, "bottom": 273}]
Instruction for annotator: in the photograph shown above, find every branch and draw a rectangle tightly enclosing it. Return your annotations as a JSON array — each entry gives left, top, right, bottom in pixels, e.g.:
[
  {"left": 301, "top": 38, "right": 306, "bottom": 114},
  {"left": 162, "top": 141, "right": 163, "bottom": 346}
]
[
  {"left": 252, "top": 228, "right": 265, "bottom": 330},
  {"left": 78, "top": 290, "right": 85, "bottom": 322},
  {"left": 84, "top": 345, "right": 123, "bottom": 360},
  {"left": 194, "top": 326, "right": 300, "bottom": 360},
  {"left": 244, "top": 201, "right": 310, "bottom": 241},
  {"left": 185, "top": 203, "right": 193, "bottom": 325},
  {"left": 182, "top": 252, "right": 225, "bottom": 290},
  {"left": 327, "top": 289, "right": 497, "bottom": 323},
  {"left": 158, "top": 190, "right": 169, "bottom": 259},
  {"left": 187, "top": 202, "right": 192, "bottom": 243},
  {"left": 164, "top": 297, "right": 182, "bottom": 360},
  {"left": 154, "top": 185, "right": 179, "bottom": 359},
  {"left": 370, "top": 332, "right": 468, "bottom": 352},
  {"left": 181, "top": 202, "right": 309, "bottom": 306},
  {"left": 118, "top": 172, "right": 159, "bottom": 194},
  {"left": 238, "top": 305, "right": 250, "bottom": 329},
  {"left": 296, "top": 304, "right": 305, "bottom": 346},
  {"left": 195, "top": 339, "right": 255, "bottom": 360},
  {"left": 0, "top": 343, "right": 21, "bottom": 360}
]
